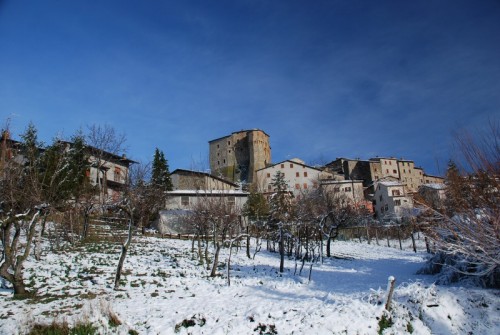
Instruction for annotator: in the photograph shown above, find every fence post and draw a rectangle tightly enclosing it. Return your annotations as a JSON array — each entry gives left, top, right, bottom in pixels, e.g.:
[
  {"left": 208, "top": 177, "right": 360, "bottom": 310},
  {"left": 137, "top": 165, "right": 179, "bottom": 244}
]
[
  {"left": 411, "top": 231, "right": 417, "bottom": 253},
  {"left": 385, "top": 276, "right": 396, "bottom": 311},
  {"left": 397, "top": 226, "right": 402, "bottom": 250}
]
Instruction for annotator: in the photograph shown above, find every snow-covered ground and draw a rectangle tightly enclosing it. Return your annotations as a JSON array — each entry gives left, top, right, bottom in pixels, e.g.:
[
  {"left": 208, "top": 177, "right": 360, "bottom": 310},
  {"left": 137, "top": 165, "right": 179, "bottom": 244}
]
[{"left": 1, "top": 236, "right": 499, "bottom": 334}]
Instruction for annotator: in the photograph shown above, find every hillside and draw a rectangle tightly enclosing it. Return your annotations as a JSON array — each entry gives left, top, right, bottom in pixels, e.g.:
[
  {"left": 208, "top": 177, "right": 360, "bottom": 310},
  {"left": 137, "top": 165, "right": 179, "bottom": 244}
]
[{"left": 1, "top": 235, "right": 499, "bottom": 334}]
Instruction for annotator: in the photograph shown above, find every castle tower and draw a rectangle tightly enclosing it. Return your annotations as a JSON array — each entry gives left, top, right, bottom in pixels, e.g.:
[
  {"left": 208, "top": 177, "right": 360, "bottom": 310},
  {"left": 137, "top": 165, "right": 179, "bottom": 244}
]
[{"left": 209, "top": 129, "right": 271, "bottom": 184}]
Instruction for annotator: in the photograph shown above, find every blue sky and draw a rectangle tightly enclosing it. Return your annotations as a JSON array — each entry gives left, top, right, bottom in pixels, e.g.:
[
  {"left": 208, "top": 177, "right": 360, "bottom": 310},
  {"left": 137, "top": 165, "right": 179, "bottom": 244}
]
[{"left": 1, "top": 0, "right": 499, "bottom": 176}]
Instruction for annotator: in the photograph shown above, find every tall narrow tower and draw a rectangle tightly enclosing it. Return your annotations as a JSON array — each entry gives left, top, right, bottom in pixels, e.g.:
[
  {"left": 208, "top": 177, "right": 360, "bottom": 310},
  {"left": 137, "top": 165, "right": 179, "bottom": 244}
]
[{"left": 209, "top": 129, "right": 271, "bottom": 184}]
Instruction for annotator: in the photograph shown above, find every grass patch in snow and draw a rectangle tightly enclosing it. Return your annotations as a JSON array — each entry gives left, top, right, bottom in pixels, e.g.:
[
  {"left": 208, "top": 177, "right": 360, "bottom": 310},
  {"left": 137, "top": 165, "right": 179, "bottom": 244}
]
[{"left": 27, "top": 321, "right": 98, "bottom": 335}]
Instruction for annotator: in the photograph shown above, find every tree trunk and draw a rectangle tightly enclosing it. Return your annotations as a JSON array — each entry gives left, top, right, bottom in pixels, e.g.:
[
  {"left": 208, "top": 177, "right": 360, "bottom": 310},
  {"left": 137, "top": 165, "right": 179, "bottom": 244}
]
[
  {"left": 279, "top": 225, "right": 285, "bottom": 273},
  {"left": 246, "top": 226, "right": 251, "bottom": 259},
  {"left": 114, "top": 215, "right": 133, "bottom": 290},
  {"left": 204, "top": 236, "right": 210, "bottom": 270},
  {"left": 326, "top": 236, "right": 332, "bottom": 258},
  {"left": 1, "top": 209, "right": 42, "bottom": 297},
  {"left": 210, "top": 242, "right": 221, "bottom": 277}
]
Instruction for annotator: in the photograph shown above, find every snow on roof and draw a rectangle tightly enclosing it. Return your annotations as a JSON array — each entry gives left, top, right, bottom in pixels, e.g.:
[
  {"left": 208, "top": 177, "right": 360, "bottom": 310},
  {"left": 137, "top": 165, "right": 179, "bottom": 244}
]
[
  {"left": 421, "top": 183, "right": 446, "bottom": 190},
  {"left": 289, "top": 158, "right": 305, "bottom": 164},
  {"left": 256, "top": 159, "right": 323, "bottom": 172},
  {"left": 379, "top": 181, "right": 404, "bottom": 187}
]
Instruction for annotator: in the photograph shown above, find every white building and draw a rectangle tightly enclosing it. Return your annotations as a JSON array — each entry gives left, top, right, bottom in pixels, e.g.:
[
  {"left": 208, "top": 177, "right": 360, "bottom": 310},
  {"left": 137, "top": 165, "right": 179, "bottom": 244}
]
[
  {"left": 373, "top": 181, "right": 413, "bottom": 221},
  {"left": 159, "top": 190, "right": 249, "bottom": 235},
  {"left": 165, "top": 190, "right": 248, "bottom": 210},
  {"left": 418, "top": 183, "right": 446, "bottom": 210},
  {"left": 255, "top": 158, "right": 333, "bottom": 196}
]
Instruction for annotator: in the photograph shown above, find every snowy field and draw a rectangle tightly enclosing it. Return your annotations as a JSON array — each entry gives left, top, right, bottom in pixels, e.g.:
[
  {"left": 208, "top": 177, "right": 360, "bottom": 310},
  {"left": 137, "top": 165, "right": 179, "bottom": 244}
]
[{"left": 1, "top": 236, "right": 499, "bottom": 335}]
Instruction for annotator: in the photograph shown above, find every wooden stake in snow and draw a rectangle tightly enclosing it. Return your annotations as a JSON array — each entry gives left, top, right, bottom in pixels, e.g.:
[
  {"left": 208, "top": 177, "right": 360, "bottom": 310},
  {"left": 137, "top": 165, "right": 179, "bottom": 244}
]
[{"left": 384, "top": 276, "right": 396, "bottom": 311}]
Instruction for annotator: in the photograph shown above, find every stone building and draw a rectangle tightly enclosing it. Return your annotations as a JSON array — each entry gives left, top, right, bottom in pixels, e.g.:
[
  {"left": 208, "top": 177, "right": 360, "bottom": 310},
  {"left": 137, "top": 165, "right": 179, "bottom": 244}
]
[
  {"left": 209, "top": 129, "right": 271, "bottom": 184},
  {"left": 170, "top": 169, "right": 240, "bottom": 191},
  {"left": 325, "top": 157, "right": 444, "bottom": 193}
]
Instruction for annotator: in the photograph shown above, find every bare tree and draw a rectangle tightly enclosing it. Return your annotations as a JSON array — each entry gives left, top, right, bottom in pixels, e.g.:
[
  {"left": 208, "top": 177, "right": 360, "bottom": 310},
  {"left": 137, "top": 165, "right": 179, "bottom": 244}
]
[
  {"left": 421, "top": 119, "right": 500, "bottom": 287},
  {"left": 186, "top": 194, "right": 243, "bottom": 276},
  {"left": 85, "top": 124, "right": 128, "bottom": 206},
  {"left": 0, "top": 124, "right": 49, "bottom": 296},
  {"left": 113, "top": 161, "right": 156, "bottom": 290}
]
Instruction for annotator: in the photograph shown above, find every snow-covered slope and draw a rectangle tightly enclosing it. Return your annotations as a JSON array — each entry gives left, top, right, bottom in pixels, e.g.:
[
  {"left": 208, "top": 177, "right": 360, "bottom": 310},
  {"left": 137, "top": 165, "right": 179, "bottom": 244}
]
[{"left": 1, "top": 237, "right": 498, "bottom": 334}]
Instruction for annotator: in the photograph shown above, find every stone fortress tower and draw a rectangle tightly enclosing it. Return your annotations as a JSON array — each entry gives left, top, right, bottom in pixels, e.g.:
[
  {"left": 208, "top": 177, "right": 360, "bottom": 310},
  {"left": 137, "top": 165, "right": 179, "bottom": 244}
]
[{"left": 209, "top": 129, "right": 271, "bottom": 184}]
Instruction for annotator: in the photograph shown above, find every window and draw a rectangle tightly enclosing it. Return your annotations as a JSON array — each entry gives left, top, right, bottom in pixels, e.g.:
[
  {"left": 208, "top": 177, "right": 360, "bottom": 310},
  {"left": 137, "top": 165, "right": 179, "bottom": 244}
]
[
  {"left": 290, "top": 163, "right": 294, "bottom": 168},
  {"left": 394, "top": 199, "right": 401, "bottom": 206},
  {"left": 392, "top": 190, "right": 401, "bottom": 196},
  {"left": 344, "top": 187, "right": 351, "bottom": 192},
  {"left": 334, "top": 187, "right": 340, "bottom": 192},
  {"left": 384, "top": 204, "right": 389, "bottom": 211},
  {"left": 267, "top": 173, "right": 271, "bottom": 178},
  {"left": 295, "top": 184, "right": 300, "bottom": 189},
  {"left": 114, "top": 167, "right": 121, "bottom": 182},
  {"left": 389, "top": 161, "right": 392, "bottom": 165},
  {"left": 228, "top": 141, "right": 230, "bottom": 145},
  {"left": 403, "top": 169, "right": 406, "bottom": 173},
  {"left": 181, "top": 196, "right": 189, "bottom": 206},
  {"left": 379, "top": 195, "right": 383, "bottom": 201},
  {"left": 296, "top": 172, "right": 300, "bottom": 177},
  {"left": 386, "top": 169, "right": 389, "bottom": 173},
  {"left": 303, "top": 183, "right": 308, "bottom": 189},
  {"left": 373, "top": 200, "right": 376, "bottom": 205},
  {"left": 281, "top": 164, "right": 285, "bottom": 168},
  {"left": 393, "top": 169, "right": 397, "bottom": 174},
  {"left": 228, "top": 196, "right": 235, "bottom": 206},
  {"left": 304, "top": 172, "right": 308, "bottom": 177}
]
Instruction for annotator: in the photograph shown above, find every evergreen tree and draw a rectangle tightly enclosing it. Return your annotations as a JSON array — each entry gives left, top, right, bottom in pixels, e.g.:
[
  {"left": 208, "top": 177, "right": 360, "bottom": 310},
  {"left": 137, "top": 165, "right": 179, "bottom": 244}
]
[
  {"left": 151, "top": 148, "right": 173, "bottom": 192},
  {"left": 268, "top": 171, "right": 294, "bottom": 223},
  {"left": 444, "top": 160, "right": 471, "bottom": 216},
  {"left": 267, "top": 171, "right": 295, "bottom": 273},
  {"left": 243, "top": 189, "right": 269, "bottom": 222}
]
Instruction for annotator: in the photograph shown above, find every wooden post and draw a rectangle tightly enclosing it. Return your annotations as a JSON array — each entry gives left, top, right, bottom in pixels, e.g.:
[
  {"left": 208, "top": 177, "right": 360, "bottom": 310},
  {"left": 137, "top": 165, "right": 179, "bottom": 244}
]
[
  {"left": 385, "top": 276, "right": 396, "bottom": 311},
  {"left": 397, "top": 226, "right": 402, "bottom": 250},
  {"left": 366, "top": 225, "right": 371, "bottom": 245},
  {"left": 425, "top": 237, "right": 431, "bottom": 253},
  {"left": 411, "top": 232, "right": 417, "bottom": 253}
]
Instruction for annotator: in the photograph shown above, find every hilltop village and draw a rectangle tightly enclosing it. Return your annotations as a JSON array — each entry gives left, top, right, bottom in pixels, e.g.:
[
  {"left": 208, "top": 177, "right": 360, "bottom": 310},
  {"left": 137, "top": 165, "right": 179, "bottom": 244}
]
[
  {"left": 0, "top": 127, "right": 444, "bottom": 227},
  {"left": 162, "top": 129, "right": 445, "bottom": 232}
]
